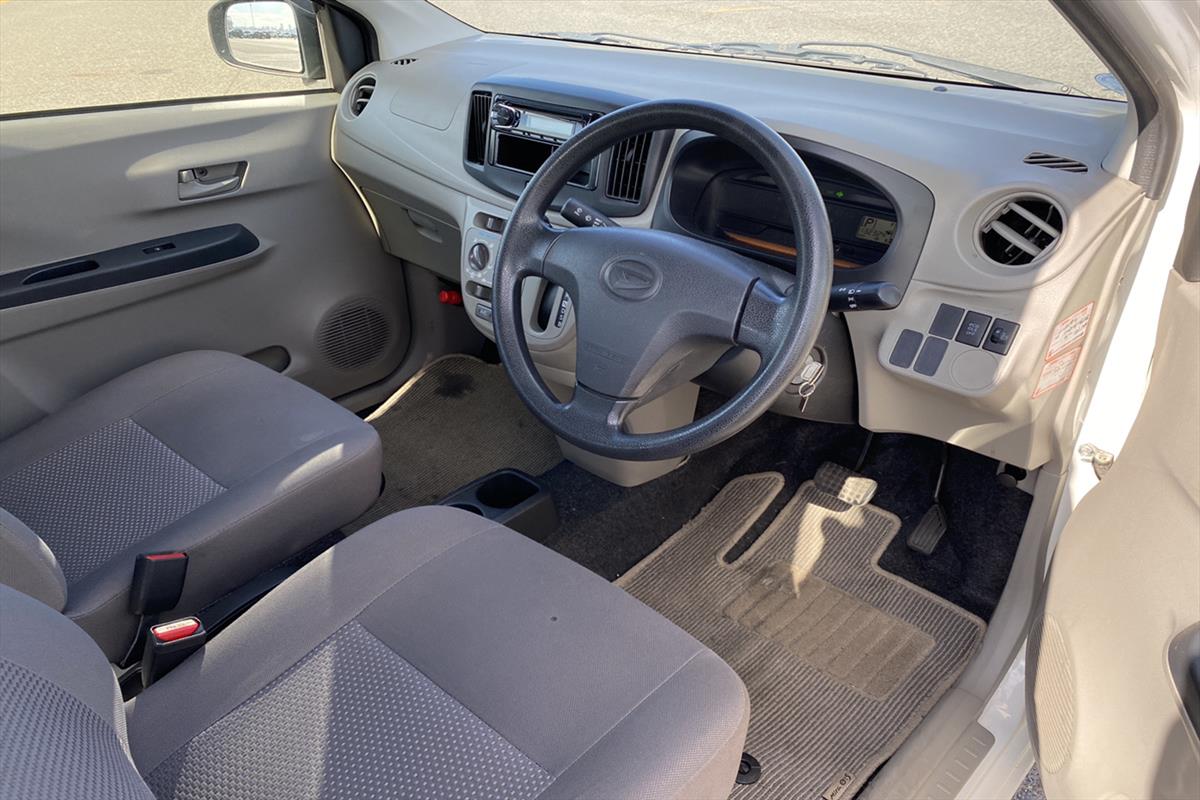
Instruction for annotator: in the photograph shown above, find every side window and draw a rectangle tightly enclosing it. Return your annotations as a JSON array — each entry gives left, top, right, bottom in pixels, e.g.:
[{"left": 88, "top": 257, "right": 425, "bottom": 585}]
[{"left": 0, "top": 0, "right": 331, "bottom": 117}]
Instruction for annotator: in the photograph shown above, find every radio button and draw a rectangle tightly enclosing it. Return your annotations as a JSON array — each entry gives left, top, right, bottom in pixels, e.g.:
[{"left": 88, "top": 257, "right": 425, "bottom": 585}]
[{"left": 490, "top": 103, "right": 520, "bottom": 129}]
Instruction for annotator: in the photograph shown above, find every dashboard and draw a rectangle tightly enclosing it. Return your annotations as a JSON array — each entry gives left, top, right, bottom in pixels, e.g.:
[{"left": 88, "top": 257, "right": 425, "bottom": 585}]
[{"left": 331, "top": 34, "right": 1141, "bottom": 470}]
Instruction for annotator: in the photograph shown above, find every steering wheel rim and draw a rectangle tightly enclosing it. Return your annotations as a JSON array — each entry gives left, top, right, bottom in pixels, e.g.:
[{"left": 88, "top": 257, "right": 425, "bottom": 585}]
[{"left": 493, "top": 99, "right": 833, "bottom": 461}]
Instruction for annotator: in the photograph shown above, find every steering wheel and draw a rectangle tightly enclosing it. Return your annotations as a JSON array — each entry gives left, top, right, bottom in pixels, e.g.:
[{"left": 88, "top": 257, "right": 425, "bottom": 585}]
[{"left": 493, "top": 99, "right": 833, "bottom": 461}]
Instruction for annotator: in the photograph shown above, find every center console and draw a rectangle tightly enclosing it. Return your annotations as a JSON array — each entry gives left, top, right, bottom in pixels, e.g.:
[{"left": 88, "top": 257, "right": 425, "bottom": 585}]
[{"left": 462, "top": 80, "right": 672, "bottom": 217}]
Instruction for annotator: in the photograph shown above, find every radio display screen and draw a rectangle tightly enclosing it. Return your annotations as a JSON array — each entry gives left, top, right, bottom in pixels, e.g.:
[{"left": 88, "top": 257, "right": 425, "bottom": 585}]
[{"left": 520, "top": 111, "right": 577, "bottom": 140}]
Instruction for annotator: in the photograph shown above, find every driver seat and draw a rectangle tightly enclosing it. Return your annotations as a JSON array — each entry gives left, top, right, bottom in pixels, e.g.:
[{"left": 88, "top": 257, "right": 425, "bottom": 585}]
[{"left": 0, "top": 506, "right": 750, "bottom": 800}]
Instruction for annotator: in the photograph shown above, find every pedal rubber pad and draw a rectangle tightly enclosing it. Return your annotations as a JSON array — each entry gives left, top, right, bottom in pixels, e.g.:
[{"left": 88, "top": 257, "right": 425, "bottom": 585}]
[
  {"left": 907, "top": 504, "right": 948, "bottom": 555},
  {"left": 814, "top": 462, "right": 878, "bottom": 506}
]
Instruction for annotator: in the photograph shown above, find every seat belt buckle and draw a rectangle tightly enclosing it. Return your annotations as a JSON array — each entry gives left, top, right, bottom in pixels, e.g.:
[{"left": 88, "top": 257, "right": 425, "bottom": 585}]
[
  {"left": 129, "top": 551, "right": 189, "bottom": 616},
  {"left": 141, "top": 616, "right": 205, "bottom": 687}
]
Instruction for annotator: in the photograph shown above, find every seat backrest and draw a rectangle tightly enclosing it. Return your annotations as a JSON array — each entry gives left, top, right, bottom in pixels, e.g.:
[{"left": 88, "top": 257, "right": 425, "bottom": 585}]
[
  {"left": 0, "top": 507, "right": 66, "bottom": 610},
  {"left": 0, "top": 584, "right": 152, "bottom": 799}
]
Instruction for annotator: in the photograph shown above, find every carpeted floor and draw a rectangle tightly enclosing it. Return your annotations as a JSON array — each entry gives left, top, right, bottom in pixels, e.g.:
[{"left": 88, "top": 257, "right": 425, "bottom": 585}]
[
  {"left": 344, "top": 355, "right": 562, "bottom": 533},
  {"left": 350, "top": 360, "right": 1031, "bottom": 621},
  {"left": 620, "top": 467, "right": 985, "bottom": 800}
]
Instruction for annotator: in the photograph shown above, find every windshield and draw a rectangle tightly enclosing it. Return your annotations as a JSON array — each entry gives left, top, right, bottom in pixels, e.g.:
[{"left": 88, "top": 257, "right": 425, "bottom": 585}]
[{"left": 429, "top": 0, "right": 1123, "bottom": 101}]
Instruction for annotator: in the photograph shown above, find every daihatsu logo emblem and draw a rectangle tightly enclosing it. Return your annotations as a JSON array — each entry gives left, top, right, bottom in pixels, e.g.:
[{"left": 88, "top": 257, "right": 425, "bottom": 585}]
[{"left": 601, "top": 259, "right": 661, "bottom": 301}]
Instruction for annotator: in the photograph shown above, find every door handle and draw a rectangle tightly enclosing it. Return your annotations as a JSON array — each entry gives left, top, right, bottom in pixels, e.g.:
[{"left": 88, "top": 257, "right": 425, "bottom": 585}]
[{"left": 178, "top": 162, "right": 245, "bottom": 201}]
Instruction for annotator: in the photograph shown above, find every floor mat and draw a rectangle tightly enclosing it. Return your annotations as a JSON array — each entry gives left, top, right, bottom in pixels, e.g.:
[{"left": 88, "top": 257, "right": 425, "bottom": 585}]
[
  {"left": 620, "top": 467, "right": 985, "bottom": 800},
  {"left": 345, "top": 355, "right": 562, "bottom": 532}
]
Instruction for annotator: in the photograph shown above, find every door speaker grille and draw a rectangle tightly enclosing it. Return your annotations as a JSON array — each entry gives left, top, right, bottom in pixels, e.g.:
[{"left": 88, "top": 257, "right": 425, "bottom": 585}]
[{"left": 316, "top": 299, "right": 393, "bottom": 370}]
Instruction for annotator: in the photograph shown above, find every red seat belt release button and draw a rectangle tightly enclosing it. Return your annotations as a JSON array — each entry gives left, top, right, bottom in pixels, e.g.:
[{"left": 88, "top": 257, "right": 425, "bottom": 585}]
[
  {"left": 142, "top": 616, "right": 206, "bottom": 688},
  {"left": 150, "top": 617, "right": 202, "bottom": 643}
]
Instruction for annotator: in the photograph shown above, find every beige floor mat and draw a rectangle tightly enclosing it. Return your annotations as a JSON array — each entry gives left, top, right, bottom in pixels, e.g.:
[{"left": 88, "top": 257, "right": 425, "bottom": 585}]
[
  {"left": 620, "top": 466, "right": 985, "bottom": 800},
  {"left": 345, "top": 355, "right": 562, "bottom": 532}
]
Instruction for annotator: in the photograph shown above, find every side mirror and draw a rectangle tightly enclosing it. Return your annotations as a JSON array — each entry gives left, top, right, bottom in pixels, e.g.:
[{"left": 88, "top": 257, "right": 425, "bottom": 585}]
[{"left": 208, "top": 0, "right": 325, "bottom": 81}]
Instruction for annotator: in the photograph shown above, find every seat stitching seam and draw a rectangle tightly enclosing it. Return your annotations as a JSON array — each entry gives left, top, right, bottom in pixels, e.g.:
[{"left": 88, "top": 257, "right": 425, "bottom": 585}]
[
  {"left": 538, "top": 647, "right": 705, "bottom": 788},
  {"left": 0, "top": 360, "right": 237, "bottom": 482},
  {"left": 353, "top": 620, "right": 554, "bottom": 778},
  {"left": 126, "top": 419, "right": 228, "bottom": 491},
  {"left": 71, "top": 440, "right": 380, "bottom": 619},
  {"left": 133, "top": 520, "right": 503, "bottom": 777}
]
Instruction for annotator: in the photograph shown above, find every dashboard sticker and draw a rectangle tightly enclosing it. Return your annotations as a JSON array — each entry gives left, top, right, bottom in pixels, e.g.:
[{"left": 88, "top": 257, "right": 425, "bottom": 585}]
[
  {"left": 1047, "top": 302, "right": 1094, "bottom": 359},
  {"left": 1033, "top": 346, "right": 1082, "bottom": 399}
]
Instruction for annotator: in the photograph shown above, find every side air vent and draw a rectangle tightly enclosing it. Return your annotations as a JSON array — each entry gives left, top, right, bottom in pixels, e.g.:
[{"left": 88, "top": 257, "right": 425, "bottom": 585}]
[
  {"left": 978, "top": 194, "right": 1064, "bottom": 267},
  {"left": 606, "top": 132, "right": 652, "bottom": 203},
  {"left": 466, "top": 91, "right": 492, "bottom": 165},
  {"left": 1024, "top": 152, "right": 1088, "bottom": 173},
  {"left": 348, "top": 76, "right": 375, "bottom": 117},
  {"left": 317, "top": 298, "right": 393, "bottom": 370},
  {"left": 393, "top": 57, "right": 418, "bottom": 66}
]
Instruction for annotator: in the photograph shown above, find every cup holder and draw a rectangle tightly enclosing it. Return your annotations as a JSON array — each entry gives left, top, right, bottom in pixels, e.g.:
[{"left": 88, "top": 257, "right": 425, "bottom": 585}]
[
  {"left": 438, "top": 469, "right": 558, "bottom": 538},
  {"left": 475, "top": 472, "right": 538, "bottom": 509}
]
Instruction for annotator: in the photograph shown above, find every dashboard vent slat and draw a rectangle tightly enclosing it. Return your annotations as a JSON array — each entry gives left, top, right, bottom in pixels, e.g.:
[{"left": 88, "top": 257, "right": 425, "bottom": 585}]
[
  {"left": 1024, "top": 152, "right": 1088, "bottom": 173},
  {"left": 393, "top": 57, "right": 418, "bottom": 66},
  {"left": 466, "top": 91, "right": 492, "bottom": 165},
  {"left": 348, "top": 77, "right": 375, "bottom": 117},
  {"left": 606, "top": 132, "right": 652, "bottom": 203},
  {"left": 978, "top": 195, "right": 1064, "bottom": 267}
]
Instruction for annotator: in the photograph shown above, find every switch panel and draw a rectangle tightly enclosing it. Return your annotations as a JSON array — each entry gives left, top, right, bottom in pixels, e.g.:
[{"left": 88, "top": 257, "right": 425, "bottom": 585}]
[
  {"left": 955, "top": 311, "right": 992, "bottom": 348},
  {"left": 929, "top": 304, "right": 965, "bottom": 338},
  {"left": 983, "top": 318, "right": 1019, "bottom": 355},
  {"left": 889, "top": 329, "right": 924, "bottom": 368},
  {"left": 914, "top": 336, "right": 949, "bottom": 376}
]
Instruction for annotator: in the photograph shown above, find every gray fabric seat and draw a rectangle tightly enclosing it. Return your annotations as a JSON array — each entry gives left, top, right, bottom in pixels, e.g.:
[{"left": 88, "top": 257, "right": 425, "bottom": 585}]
[
  {"left": 1, "top": 506, "right": 750, "bottom": 800},
  {"left": 0, "top": 350, "right": 382, "bottom": 660}
]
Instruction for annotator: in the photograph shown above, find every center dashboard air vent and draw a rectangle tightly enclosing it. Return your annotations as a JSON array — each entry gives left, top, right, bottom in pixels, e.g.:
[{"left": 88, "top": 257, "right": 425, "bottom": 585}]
[
  {"left": 978, "top": 194, "right": 1064, "bottom": 267},
  {"left": 348, "top": 76, "right": 376, "bottom": 117},
  {"left": 606, "top": 132, "right": 652, "bottom": 203},
  {"left": 393, "top": 57, "right": 418, "bottom": 66},
  {"left": 466, "top": 91, "right": 492, "bottom": 165}
]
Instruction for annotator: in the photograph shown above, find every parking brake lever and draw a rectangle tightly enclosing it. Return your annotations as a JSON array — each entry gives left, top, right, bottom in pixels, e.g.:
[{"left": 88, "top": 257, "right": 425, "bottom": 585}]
[{"left": 561, "top": 197, "right": 619, "bottom": 228}]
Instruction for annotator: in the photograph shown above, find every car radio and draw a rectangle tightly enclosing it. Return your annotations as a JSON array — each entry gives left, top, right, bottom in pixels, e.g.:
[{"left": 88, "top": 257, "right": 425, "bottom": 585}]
[{"left": 488, "top": 97, "right": 596, "bottom": 187}]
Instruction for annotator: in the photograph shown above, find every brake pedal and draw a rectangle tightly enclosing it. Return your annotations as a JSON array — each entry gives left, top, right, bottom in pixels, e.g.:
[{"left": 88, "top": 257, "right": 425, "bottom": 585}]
[
  {"left": 907, "top": 444, "right": 949, "bottom": 555},
  {"left": 814, "top": 462, "right": 877, "bottom": 506},
  {"left": 907, "top": 504, "right": 948, "bottom": 555}
]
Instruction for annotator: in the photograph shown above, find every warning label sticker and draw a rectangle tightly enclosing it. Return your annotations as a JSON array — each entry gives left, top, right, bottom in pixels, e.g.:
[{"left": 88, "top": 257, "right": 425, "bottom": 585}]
[
  {"left": 1047, "top": 302, "right": 1094, "bottom": 359},
  {"left": 1033, "top": 346, "right": 1082, "bottom": 399}
]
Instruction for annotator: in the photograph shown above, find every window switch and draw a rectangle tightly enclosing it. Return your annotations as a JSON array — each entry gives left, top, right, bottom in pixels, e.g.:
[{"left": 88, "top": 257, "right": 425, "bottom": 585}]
[
  {"left": 955, "top": 311, "right": 992, "bottom": 347},
  {"left": 983, "top": 319, "right": 1019, "bottom": 355}
]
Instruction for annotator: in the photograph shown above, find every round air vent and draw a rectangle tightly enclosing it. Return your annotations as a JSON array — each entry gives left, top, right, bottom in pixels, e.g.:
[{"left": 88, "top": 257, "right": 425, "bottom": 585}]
[
  {"left": 316, "top": 298, "right": 393, "bottom": 370},
  {"left": 977, "top": 194, "right": 1064, "bottom": 268},
  {"left": 347, "top": 76, "right": 376, "bottom": 117}
]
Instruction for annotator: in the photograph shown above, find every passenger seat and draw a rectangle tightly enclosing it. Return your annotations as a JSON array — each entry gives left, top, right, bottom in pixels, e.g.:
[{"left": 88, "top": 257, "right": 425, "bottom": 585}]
[
  {"left": 0, "top": 350, "right": 381, "bottom": 660},
  {"left": 0, "top": 507, "right": 749, "bottom": 799}
]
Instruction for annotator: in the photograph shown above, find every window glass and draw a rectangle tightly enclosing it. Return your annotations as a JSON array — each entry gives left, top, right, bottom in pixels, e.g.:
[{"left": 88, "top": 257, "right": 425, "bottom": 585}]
[
  {"left": 430, "top": 0, "right": 1123, "bottom": 101},
  {"left": 0, "top": 0, "right": 331, "bottom": 116}
]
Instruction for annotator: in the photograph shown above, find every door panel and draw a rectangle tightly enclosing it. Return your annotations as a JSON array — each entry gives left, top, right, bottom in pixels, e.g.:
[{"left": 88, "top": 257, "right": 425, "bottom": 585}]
[
  {"left": 0, "top": 93, "right": 409, "bottom": 438},
  {"left": 1027, "top": 262, "right": 1200, "bottom": 792}
]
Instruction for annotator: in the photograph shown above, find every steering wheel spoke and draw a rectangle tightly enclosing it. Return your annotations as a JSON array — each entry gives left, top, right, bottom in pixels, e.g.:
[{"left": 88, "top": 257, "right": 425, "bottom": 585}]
[
  {"left": 735, "top": 280, "right": 790, "bottom": 355},
  {"left": 565, "top": 384, "right": 637, "bottom": 437}
]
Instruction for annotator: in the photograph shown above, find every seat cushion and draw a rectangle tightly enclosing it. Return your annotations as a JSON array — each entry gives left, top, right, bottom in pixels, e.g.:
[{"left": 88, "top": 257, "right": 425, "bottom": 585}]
[
  {"left": 126, "top": 507, "right": 750, "bottom": 800},
  {"left": 0, "top": 350, "right": 382, "bottom": 660},
  {"left": 0, "top": 586, "right": 153, "bottom": 800}
]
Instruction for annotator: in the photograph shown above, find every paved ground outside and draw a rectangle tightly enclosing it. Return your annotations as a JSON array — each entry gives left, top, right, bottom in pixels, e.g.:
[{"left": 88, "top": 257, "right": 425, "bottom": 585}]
[{"left": 0, "top": 0, "right": 1120, "bottom": 116}]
